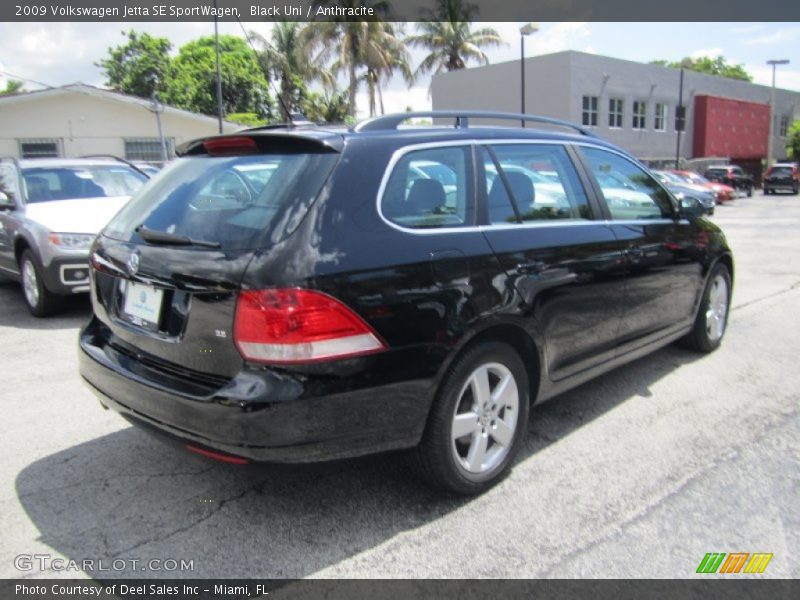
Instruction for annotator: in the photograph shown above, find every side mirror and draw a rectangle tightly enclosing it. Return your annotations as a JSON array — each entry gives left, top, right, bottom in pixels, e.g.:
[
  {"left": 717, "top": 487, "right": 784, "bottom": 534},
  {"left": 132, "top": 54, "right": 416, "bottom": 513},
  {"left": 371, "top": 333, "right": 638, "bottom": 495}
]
[
  {"left": 0, "top": 191, "right": 15, "bottom": 210},
  {"left": 678, "top": 196, "right": 706, "bottom": 219}
]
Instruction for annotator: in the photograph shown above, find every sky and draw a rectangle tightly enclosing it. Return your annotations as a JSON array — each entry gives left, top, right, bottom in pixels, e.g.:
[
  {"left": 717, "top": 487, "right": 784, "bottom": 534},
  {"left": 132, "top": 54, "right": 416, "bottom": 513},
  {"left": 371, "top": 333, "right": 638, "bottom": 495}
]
[{"left": 0, "top": 21, "right": 799, "bottom": 118}]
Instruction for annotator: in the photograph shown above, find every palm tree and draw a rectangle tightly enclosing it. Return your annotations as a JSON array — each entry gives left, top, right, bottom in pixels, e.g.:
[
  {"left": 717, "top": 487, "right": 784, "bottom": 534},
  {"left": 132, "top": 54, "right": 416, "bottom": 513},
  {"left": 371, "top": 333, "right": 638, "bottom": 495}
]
[
  {"left": 304, "top": 1, "right": 399, "bottom": 116},
  {"left": 406, "top": 0, "right": 504, "bottom": 85},
  {"left": 362, "top": 23, "right": 411, "bottom": 116},
  {"left": 248, "top": 22, "right": 333, "bottom": 120}
]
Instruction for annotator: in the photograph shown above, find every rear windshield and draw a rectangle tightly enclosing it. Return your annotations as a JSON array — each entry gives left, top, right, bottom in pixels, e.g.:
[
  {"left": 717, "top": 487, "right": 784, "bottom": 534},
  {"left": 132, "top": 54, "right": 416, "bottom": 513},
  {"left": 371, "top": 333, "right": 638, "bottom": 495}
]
[
  {"left": 769, "top": 167, "right": 794, "bottom": 176},
  {"left": 103, "top": 153, "right": 338, "bottom": 251},
  {"left": 22, "top": 165, "right": 147, "bottom": 203}
]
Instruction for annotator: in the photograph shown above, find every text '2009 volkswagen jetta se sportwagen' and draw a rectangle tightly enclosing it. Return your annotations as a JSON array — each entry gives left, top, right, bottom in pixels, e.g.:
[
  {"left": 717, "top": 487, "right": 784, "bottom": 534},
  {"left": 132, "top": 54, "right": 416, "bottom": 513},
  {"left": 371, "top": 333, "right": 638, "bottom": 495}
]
[{"left": 79, "top": 111, "right": 733, "bottom": 495}]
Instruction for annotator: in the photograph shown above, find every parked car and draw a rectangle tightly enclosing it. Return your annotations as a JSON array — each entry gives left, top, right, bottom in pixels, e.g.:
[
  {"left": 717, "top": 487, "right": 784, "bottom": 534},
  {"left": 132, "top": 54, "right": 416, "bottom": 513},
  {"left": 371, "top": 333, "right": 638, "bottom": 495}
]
[
  {"left": 667, "top": 170, "right": 736, "bottom": 203},
  {"left": 652, "top": 170, "right": 716, "bottom": 215},
  {"left": 763, "top": 162, "right": 799, "bottom": 195},
  {"left": 704, "top": 165, "right": 754, "bottom": 197},
  {"left": 78, "top": 111, "right": 733, "bottom": 495},
  {"left": 132, "top": 162, "right": 162, "bottom": 178},
  {"left": 0, "top": 157, "right": 149, "bottom": 315}
]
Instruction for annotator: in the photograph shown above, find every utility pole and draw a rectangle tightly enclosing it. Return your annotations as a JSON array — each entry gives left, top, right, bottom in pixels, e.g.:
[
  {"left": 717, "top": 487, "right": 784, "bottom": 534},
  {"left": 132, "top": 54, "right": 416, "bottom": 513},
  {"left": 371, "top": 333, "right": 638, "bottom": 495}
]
[
  {"left": 151, "top": 92, "right": 168, "bottom": 164},
  {"left": 767, "top": 59, "right": 790, "bottom": 166},
  {"left": 519, "top": 23, "right": 539, "bottom": 127},
  {"left": 675, "top": 67, "right": 685, "bottom": 169},
  {"left": 213, "top": 0, "right": 224, "bottom": 133}
]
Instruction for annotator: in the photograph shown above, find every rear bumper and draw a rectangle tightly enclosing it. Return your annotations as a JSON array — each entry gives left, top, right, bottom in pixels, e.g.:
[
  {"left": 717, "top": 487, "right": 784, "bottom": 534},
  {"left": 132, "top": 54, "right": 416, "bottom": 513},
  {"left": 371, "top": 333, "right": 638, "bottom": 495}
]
[
  {"left": 764, "top": 180, "right": 798, "bottom": 191},
  {"left": 78, "top": 318, "right": 435, "bottom": 463}
]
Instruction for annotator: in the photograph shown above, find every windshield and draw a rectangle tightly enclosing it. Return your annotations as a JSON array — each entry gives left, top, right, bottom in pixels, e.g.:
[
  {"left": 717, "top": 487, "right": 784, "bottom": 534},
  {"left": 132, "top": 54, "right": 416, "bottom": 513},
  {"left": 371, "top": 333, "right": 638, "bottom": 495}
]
[
  {"left": 682, "top": 173, "right": 711, "bottom": 185},
  {"left": 654, "top": 171, "right": 682, "bottom": 184},
  {"left": 103, "top": 153, "right": 338, "bottom": 251},
  {"left": 22, "top": 165, "right": 147, "bottom": 203}
]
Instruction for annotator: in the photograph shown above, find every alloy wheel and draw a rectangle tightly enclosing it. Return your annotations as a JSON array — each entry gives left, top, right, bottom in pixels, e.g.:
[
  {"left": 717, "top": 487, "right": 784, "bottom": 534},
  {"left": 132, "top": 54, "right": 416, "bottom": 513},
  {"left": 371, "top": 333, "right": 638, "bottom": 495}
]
[
  {"left": 22, "top": 259, "right": 40, "bottom": 309},
  {"left": 705, "top": 274, "right": 729, "bottom": 342},
  {"left": 451, "top": 362, "right": 519, "bottom": 475}
]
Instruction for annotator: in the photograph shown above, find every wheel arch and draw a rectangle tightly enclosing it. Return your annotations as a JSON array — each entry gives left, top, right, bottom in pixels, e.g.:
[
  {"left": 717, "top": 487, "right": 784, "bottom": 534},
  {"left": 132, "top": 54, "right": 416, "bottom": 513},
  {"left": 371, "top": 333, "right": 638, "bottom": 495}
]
[
  {"left": 14, "top": 234, "right": 35, "bottom": 265},
  {"left": 437, "top": 322, "right": 543, "bottom": 408},
  {"left": 714, "top": 252, "right": 734, "bottom": 287}
]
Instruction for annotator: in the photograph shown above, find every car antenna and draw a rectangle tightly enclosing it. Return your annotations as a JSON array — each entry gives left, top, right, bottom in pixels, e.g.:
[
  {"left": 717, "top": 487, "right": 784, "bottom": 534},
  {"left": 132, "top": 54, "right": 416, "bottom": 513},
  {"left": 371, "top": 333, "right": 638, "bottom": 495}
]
[{"left": 236, "top": 16, "right": 300, "bottom": 129}]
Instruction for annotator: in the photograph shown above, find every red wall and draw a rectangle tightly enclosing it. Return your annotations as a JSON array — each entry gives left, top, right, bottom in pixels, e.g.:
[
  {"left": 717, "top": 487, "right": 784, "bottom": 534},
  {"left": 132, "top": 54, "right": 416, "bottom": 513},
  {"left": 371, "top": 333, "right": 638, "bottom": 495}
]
[{"left": 692, "top": 95, "right": 770, "bottom": 160}]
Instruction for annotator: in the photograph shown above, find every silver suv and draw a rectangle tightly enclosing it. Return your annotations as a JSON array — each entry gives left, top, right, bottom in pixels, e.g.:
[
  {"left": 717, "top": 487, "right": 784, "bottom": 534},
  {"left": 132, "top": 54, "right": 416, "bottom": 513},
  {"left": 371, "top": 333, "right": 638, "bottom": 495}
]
[{"left": 0, "top": 158, "right": 148, "bottom": 315}]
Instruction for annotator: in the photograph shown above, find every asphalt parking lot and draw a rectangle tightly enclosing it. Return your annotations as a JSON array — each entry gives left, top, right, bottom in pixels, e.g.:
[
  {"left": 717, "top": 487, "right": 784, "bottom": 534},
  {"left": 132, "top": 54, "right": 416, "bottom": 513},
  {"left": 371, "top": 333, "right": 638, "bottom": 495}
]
[{"left": 1, "top": 191, "right": 798, "bottom": 580}]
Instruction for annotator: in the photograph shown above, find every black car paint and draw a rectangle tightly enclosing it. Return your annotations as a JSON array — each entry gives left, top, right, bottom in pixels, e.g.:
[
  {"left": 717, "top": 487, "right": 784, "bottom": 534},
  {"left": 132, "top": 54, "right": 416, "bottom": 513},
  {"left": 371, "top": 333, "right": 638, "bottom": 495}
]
[{"left": 79, "top": 126, "right": 732, "bottom": 463}]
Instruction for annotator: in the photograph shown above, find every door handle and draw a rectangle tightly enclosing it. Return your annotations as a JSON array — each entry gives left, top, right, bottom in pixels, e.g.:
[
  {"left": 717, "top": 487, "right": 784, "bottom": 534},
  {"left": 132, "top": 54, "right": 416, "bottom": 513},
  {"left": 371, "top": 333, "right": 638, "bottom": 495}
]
[
  {"left": 516, "top": 261, "right": 546, "bottom": 275},
  {"left": 624, "top": 247, "right": 644, "bottom": 259}
]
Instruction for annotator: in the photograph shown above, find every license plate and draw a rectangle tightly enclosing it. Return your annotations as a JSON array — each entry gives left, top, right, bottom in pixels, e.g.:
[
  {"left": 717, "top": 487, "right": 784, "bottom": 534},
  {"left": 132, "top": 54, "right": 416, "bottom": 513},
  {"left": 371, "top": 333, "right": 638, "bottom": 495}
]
[{"left": 122, "top": 281, "right": 164, "bottom": 330}]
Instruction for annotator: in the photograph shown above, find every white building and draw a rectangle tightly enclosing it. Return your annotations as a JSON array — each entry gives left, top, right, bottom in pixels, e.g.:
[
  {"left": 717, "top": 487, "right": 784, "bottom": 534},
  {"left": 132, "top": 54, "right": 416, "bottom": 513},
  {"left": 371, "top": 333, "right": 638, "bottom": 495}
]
[{"left": 0, "top": 83, "right": 239, "bottom": 163}]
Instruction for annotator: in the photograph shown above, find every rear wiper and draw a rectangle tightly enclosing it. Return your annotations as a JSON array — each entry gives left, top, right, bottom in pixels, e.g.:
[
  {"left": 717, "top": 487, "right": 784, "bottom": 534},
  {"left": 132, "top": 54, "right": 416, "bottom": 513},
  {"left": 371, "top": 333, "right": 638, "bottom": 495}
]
[{"left": 135, "top": 225, "right": 221, "bottom": 249}]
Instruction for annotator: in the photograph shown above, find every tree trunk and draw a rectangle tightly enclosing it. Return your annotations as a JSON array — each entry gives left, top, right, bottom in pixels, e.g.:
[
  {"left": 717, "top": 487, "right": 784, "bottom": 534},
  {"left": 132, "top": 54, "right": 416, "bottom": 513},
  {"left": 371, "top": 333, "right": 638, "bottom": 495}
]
[{"left": 348, "top": 60, "right": 357, "bottom": 116}]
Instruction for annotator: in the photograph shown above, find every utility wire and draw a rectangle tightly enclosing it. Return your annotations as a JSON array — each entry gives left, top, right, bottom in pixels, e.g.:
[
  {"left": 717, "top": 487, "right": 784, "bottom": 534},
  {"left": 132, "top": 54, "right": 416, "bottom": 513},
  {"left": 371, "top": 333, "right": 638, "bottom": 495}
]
[
  {"left": 234, "top": 17, "right": 293, "bottom": 122},
  {"left": 0, "top": 70, "right": 54, "bottom": 89}
]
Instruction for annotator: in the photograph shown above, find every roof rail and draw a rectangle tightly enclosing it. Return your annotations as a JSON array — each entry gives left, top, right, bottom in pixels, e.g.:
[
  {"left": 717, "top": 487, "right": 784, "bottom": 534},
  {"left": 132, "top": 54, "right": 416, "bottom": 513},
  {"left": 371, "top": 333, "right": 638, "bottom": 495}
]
[{"left": 353, "top": 110, "right": 597, "bottom": 137}]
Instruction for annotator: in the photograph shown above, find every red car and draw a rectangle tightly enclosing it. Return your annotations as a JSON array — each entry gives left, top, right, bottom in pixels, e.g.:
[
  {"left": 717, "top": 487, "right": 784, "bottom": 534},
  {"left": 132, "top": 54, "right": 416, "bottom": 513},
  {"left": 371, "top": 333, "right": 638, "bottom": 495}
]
[{"left": 669, "top": 170, "right": 736, "bottom": 203}]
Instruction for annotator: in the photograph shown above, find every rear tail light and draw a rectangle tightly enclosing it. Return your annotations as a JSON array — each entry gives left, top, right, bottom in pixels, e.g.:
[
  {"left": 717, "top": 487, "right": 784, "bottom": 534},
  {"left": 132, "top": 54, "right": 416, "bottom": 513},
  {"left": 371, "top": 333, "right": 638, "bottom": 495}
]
[{"left": 233, "top": 288, "right": 386, "bottom": 364}]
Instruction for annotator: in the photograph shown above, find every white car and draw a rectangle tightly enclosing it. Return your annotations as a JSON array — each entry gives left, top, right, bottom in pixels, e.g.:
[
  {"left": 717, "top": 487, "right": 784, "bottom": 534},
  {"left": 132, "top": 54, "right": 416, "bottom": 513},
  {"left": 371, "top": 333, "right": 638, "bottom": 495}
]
[{"left": 0, "top": 158, "right": 149, "bottom": 315}]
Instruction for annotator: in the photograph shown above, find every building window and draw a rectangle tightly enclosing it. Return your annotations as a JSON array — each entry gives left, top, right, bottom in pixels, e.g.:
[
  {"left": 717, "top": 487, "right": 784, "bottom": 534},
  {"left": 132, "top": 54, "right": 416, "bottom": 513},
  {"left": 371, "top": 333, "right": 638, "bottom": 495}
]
[
  {"left": 632, "top": 101, "right": 646, "bottom": 130},
  {"left": 19, "top": 138, "right": 60, "bottom": 158},
  {"left": 608, "top": 98, "right": 624, "bottom": 128},
  {"left": 582, "top": 96, "right": 598, "bottom": 127},
  {"left": 124, "top": 138, "right": 173, "bottom": 163},
  {"left": 654, "top": 103, "right": 667, "bottom": 131},
  {"left": 779, "top": 116, "right": 790, "bottom": 137}
]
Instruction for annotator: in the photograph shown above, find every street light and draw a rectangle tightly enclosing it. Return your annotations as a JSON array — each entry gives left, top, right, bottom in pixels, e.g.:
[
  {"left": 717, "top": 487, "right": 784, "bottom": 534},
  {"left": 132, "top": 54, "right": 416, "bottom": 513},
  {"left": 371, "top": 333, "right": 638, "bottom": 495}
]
[
  {"left": 520, "top": 22, "right": 540, "bottom": 127},
  {"left": 767, "top": 59, "right": 790, "bottom": 166}
]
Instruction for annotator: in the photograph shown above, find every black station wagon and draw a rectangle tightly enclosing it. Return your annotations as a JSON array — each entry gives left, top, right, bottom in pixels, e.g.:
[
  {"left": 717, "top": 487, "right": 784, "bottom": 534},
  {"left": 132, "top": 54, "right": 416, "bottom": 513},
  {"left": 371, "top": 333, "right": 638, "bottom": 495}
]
[{"left": 79, "top": 111, "right": 733, "bottom": 494}]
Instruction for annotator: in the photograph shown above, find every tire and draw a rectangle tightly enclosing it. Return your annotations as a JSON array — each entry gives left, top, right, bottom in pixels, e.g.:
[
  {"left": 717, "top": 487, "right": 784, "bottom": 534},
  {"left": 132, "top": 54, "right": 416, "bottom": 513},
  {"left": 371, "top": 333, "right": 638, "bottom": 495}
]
[
  {"left": 19, "top": 250, "right": 60, "bottom": 317},
  {"left": 746, "top": 185, "right": 753, "bottom": 197},
  {"left": 411, "top": 341, "right": 531, "bottom": 495},
  {"left": 681, "top": 263, "right": 731, "bottom": 353},
  {"left": 764, "top": 188, "right": 771, "bottom": 195}
]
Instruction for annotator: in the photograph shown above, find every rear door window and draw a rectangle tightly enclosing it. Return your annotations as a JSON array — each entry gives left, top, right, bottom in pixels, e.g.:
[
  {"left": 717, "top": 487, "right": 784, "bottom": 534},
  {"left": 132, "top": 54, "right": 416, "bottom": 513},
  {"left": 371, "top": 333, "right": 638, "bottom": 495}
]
[
  {"left": 103, "top": 153, "right": 338, "bottom": 251},
  {"left": 581, "top": 147, "right": 674, "bottom": 220},
  {"left": 381, "top": 146, "right": 473, "bottom": 229},
  {"left": 482, "top": 144, "right": 592, "bottom": 224}
]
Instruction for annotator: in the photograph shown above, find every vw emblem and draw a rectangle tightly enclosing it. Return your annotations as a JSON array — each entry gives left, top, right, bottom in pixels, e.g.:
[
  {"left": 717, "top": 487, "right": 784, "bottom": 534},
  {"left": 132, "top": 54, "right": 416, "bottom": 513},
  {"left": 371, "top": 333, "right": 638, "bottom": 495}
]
[{"left": 127, "top": 251, "right": 140, "bottom": 276}]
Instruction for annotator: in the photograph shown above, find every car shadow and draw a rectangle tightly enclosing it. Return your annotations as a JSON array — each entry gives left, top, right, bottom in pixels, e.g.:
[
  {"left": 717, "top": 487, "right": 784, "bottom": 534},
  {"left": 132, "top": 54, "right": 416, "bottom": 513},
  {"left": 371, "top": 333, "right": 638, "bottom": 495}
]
[
  {"left": 14, "top": 345, "right": 700, "bottom": 579},
  {"left": 0, "top": 279, "right": 90, "bottom": 330}
]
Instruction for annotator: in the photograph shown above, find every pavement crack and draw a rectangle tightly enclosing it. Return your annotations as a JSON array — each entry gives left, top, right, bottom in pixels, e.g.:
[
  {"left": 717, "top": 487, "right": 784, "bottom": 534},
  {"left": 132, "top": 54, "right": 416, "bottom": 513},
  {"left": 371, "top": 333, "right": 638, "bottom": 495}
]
[
  {"left": 539, "top": 405, "right": 800, "bottom": 576},
  {"left": 106, "top": 484, "right": 258, "bottom": 559},
  {"left": 732, "top": 279, "right": 800, "bottom": 312}
]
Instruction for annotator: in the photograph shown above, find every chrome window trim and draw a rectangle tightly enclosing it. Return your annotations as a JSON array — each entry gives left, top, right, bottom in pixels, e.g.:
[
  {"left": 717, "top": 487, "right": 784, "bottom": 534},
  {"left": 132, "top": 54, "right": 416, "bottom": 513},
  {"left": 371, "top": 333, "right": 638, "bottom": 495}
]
[{"left": 375, "top": 138, "right": 673, "bottom": 235}]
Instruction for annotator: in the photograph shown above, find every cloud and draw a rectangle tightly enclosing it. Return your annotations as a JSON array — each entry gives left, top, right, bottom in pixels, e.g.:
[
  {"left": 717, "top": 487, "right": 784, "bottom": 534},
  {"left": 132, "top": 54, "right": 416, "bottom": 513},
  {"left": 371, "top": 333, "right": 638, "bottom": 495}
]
[
  {"left": 744, "top": 27, "right": 800, "bottom": 46},
  {"left": 729, "top": 24, "right": 766, "bottom": 35},
  {"left": 746, "top": 64, "right": 800, "bottom": 91},
  {"left": 0, "top": 21, "right": 273, "bottom": 90},
  {"left": 354, "top": 86, "right": 431, "bottom": 118},
  {"left": 690, "top": 48, "right": 724, "bottom": 59}
]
